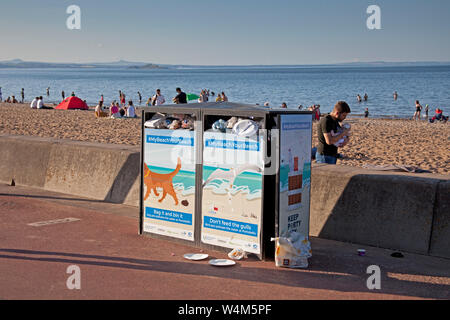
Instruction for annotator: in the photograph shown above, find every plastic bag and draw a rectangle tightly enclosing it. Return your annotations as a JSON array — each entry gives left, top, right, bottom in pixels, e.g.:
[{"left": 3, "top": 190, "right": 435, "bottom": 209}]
[{"left": 271, "top": 232, "right": 312, "bottom": 269}]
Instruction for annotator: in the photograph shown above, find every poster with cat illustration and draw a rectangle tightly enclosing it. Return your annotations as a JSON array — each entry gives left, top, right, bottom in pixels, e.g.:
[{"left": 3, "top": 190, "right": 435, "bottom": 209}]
[{"left": 143, "top": 128, "right": 196, "bottom": 241}]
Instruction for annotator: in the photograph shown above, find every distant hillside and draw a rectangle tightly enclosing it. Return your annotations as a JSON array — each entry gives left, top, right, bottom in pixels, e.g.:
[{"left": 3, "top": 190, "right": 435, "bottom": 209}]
[{"left": 128, "top": 63, "right": 167, "bottom": 69}]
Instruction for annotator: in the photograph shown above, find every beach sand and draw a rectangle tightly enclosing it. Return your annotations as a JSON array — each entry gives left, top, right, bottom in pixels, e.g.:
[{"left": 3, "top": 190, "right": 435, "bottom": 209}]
[{"left": 0, "top": 103, "right": 449, "bottom": 174}]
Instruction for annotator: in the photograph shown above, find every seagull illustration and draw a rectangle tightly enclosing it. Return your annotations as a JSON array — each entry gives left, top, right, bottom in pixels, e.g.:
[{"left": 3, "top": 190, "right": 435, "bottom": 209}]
[{"left": 202, "top": 164, "right": 263, "bottom": 188}]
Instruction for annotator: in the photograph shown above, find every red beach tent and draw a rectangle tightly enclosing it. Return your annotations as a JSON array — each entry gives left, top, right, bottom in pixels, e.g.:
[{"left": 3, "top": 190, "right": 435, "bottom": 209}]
[{"left": 55, "top": 96, "right": 89, "bottom": 110}]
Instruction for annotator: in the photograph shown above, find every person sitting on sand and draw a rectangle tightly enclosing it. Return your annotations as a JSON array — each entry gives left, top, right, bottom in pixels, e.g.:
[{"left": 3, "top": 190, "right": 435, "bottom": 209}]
[
  {"left": 216, "top": 93, "right": 222, "bottom": 102},
  {"left": 95, "top": 100, "right": 108, "bottom": 118},
  {"left": 126, "top": 100, "right": 136, "bottom": 118},
  {"left": 11, "top": 96, "right": 18, "bottom": 103},
  {"left": 430, "top": 108, "right": 449, "bottom": 123},
  {"left": 30, "top": 97, "right": 38, "bottom": 109},
  {"left": 413, "top": 100, "right": 422, "bottom": 121},
  {"left": 110, "top": 102, "right": 120, "bottom": 118},
  {"left": 37, "top": 96, "right": 53, "bottom": 109}
]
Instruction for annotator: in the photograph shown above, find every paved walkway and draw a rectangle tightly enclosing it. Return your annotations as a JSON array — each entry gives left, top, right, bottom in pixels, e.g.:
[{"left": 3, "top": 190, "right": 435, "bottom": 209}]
[{"left": 1, "top": 183, "right": 449, "bottom": 300}]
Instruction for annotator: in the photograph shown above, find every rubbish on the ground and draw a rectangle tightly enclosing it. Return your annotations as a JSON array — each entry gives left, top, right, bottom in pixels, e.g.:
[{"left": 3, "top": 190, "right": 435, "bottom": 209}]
[
  {"left": 227, "top": 248, "right": 247, "bottom": 260},
  {"left": 171, "top": 252, "right": 175, "bottom": 256},
  {"left": 183, "top": 253, "right": 209, "bottom": 261},
  {"left": 391, "top": 252, "right": 404, "bottom": 258},
  {"left": 357, "top": 249, "right": 366, "bottom": 256},
  {"left": 208, "top": 259, "right": 236, "bottom": 267},
  {"left": 271, "top": 232, "right": 312, "bottom": 269}
]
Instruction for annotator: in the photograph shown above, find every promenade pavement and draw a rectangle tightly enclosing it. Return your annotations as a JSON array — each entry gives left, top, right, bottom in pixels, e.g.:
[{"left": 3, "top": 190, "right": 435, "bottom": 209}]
[{"left": 1, "top": 183, "right": 449, "bottom": 300}]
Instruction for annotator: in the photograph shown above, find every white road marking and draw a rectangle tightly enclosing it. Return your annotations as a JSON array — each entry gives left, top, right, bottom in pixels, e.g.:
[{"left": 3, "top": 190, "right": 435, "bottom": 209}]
[{"left": 27, "top": 218, "right": 81, "bottom": 227}]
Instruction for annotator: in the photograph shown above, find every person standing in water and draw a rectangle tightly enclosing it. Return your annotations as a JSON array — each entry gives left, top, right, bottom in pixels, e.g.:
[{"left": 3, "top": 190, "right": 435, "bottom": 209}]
[
  {"left": 137, "top": 91, "right": 142, "bottom": 105},
  {"left": 46, "top": 87, "right": 50, "bottom": 97},
  {"left": 364, "top": 93, "right": 368, "bottom": 101},
  {"left": 61, "top": 90, "right": 65, "bottom": 100},
  {"left": 393, "top": 91, "right": 398, "bottom": 100},
  {"left": 413, "top": 100, "right": 422, "bottom": 121},
  {"left": 357, "top": 94, "right": 362, "bottom": 103}
]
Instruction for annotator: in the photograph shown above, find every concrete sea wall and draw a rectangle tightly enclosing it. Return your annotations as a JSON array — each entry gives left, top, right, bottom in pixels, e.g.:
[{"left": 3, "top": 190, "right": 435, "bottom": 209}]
[{"left": 1, "top": 135, "right": 449, "bottom": 259}]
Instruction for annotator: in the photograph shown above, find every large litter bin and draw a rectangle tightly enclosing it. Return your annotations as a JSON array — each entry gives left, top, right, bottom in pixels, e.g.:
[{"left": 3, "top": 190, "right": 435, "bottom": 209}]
[{"left": 140, "top": 102, "right": 312, "bottom": 260}]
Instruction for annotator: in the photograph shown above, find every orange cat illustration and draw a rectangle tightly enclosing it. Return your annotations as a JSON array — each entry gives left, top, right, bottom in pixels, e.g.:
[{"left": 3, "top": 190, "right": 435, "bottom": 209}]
[{"left": 143, "top": 158, "right": 181, "bottom": 205}]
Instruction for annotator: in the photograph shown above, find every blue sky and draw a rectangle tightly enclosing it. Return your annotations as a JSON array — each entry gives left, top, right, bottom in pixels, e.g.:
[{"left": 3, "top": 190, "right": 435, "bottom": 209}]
[{"left": 1, "top": 0, "right": 449, "bottom": 65}]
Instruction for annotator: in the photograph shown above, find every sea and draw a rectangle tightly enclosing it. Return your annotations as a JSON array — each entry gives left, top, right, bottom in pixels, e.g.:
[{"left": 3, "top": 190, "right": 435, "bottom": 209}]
[{"left": 1, "top": 65, "right": 449, "bottom": 117}]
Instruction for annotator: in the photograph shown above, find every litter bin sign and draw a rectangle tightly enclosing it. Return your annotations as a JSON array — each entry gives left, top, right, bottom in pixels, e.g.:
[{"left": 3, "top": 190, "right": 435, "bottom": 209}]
[
  {"left": 201, "top": 131, "right": 265, "bottom": 254},
  {"left": 278, "top": 114, "right": 312, "bottom": 238},
  {"left": 142, "top": 128, "right": 197, "bottom": 241}
]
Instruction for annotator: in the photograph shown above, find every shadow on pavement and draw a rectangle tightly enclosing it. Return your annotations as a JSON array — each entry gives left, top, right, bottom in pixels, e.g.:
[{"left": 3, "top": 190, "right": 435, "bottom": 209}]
[{"left": 0, "top": 248, "right": 449, "bottom": 299}]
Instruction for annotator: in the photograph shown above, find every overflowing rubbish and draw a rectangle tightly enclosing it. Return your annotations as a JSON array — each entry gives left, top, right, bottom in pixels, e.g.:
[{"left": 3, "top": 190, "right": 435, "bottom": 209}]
[
  {"left": 208, "top": 259, "right": 236, "bottom": 267},
  {"left": 271, "top": 232, "right": 312, "bottom": 269},
  {"left": 183, "top": 253, "right": 209, "bottom": 261},
  {"left": 228, "top": 248, "right": 247, "bottom": 260}
]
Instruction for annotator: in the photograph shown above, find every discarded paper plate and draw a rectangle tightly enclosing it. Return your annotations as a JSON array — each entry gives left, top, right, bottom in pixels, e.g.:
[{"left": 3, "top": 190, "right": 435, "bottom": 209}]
[
  {"left": 208, "top": 259, "right": 236, "bottom": 267},
  {"left": 183, "top": 253, "right": 209, "bottom": 261}
]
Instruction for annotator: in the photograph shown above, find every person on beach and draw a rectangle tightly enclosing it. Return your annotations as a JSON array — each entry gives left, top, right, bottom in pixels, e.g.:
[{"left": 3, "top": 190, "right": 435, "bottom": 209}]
[
  {"left": 364, "top": 108, "right": 369, "bottom": 118},
  {"left": 151, "top": 89, "right": 166, "bottom": 106},
  {"left": 110, "top": 102, "right": 120, "bottom": 118},
  {"left": 413, "top": 100, "right": 422, "bottom": 121},
  {"left": 120, "top": 93, "right": 126, "bottom": 107},
  {"left": 216, "top": 93, "right": 222, "bottom": 102},
  {"left": 30, "top": 97, "right": 38, "bottom": 109},
  {"left": 315, "top": 105, "right": 321, "bottom": 121},
  {"left": 126, "top": 100, "right": 136, "bottom": 118},
  {"left": 221, "top": 92, "right": 228, "bottom": 102},
  {"left": 425, "top": 104, "right": 429, "bottom": 121},
  {"left": 11, "top": 96, "right": 18, "bottom": 103},
  {"left": 0, "top": 87, "right": 2, "bottom": 102},
  {"left": 357, "top": 94, "right": 362, "bottom": 103},
  {"left": 137, "top": 92, "right": 142, "bottom": 105},
  {"left": 21, "top": 88, "right": 24, "bottom": 103},
  {"left": 316, "top": 101, "right": 351, "bottom": 165},
  {"left": 393, "top": 91, "right": 398, "bottom": 100},
  {"left": 37, "top": 96, "right": 53, "bottom": 109},
  {"left": 95, "top": 100, "right": 108, "bottom": 118},
  {"left": 100, "top": 94, "right": 104, "bottom": 103},
  {"left": 173, "top": 88, "right": 187, "bottom": 104},
  {"left": 71, "top": 92, "right": 75, "bottom": 97}
]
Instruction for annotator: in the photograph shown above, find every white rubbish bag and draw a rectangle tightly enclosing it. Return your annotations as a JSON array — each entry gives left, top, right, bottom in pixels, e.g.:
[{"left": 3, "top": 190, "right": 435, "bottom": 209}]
[{"left": 271, "top": 232, "right": 312, "bottom": 269}]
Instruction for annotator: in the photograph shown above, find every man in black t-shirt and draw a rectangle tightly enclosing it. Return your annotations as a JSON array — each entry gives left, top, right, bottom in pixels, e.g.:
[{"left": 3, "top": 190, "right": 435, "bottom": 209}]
[
  {"left": 316, "top": 101, "right": 351, "bottom": 164},
  {"left": 173, "top": 87, "right": 187, "bottom": 104}
]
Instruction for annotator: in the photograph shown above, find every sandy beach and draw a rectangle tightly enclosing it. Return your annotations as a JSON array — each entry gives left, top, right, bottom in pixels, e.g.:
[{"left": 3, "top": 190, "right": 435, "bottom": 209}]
[{"left": 0, "top": 102, "right": 448, "bottom": 174}]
